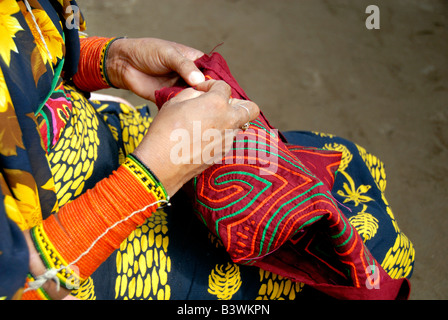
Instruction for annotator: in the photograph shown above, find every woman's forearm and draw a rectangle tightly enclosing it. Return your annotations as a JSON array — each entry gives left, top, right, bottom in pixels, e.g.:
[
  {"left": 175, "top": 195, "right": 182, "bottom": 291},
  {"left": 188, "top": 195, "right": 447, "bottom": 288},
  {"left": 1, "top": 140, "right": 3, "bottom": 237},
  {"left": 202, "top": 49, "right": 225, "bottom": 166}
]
[{"left": 20, "top": 155, "right": 168, "bottom": 300}]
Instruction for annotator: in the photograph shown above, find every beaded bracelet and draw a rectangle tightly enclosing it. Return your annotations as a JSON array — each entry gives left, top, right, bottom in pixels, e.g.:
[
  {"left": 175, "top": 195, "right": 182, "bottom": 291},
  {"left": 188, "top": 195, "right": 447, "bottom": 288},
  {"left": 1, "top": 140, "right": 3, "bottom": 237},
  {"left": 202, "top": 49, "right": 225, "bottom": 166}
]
[
  {"left": 30, "top": 223, "right": 83, "bottom": 290},
  {"left": 101, "top": 37, "right": 125, "bottom": 88},
  {"left": 125, "top": 154, "right": 169, "bottom": 202},
  {"left": 22, "top": 274, "right": 52, "bottom": 300}
]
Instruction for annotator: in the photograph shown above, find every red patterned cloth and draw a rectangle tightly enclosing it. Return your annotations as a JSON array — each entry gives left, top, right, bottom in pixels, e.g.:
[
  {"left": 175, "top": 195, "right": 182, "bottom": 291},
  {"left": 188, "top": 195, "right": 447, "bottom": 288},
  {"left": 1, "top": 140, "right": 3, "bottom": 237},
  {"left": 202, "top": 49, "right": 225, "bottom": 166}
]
[{"left": 155, "top": 53, "right": 410, "bottom": 300}]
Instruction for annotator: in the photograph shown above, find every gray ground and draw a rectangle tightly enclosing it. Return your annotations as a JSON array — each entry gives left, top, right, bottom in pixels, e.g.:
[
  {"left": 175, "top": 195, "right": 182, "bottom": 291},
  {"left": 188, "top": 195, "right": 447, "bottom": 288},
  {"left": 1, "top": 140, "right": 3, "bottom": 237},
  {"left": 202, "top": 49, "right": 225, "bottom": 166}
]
[{"left": 77, "top": 0, "right": 448, "bottom": 300}]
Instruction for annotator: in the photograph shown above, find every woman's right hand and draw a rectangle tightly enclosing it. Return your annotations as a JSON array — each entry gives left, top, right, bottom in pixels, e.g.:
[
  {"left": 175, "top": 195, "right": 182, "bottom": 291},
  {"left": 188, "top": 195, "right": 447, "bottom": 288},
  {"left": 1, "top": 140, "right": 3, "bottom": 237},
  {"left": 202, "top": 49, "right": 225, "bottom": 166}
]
[{"left": 133, "top": 80, "right": 260, "bottom": 197}]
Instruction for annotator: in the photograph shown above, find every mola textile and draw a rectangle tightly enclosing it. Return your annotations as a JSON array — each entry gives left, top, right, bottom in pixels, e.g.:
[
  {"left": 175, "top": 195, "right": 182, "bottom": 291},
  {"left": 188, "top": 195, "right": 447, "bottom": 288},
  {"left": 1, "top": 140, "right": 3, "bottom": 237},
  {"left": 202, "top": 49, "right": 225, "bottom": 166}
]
[{"left": 155, "top": 52, "right": 410, "bottom": 300}]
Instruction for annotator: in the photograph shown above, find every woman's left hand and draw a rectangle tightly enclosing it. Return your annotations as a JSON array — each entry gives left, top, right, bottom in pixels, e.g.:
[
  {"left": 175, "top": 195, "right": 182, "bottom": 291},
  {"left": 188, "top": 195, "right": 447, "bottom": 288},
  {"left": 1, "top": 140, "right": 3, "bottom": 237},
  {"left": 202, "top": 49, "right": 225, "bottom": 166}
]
[{"left": 105, "top": 38, "right": 205, "bottom": 102}]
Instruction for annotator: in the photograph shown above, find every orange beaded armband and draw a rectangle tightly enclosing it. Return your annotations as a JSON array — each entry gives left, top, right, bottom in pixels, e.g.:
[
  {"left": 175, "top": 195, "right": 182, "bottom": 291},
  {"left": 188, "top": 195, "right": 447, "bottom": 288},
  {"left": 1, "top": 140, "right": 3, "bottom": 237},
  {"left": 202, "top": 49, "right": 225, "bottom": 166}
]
[
  {"left": 24, "top": 155, "right": 168, "bottom": 296},
  {"left": 73, "top": 36, "right": 123, "bottom": 92}
]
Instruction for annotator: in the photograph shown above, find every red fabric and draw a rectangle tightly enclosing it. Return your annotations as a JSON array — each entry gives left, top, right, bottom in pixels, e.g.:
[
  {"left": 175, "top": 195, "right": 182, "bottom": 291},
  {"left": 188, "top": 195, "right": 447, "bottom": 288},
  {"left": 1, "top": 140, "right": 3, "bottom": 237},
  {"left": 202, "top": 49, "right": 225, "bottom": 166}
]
[
  {"left": 286, "top": 145, "right": 342, "bottom": 190},
  {"left": 155, "top": 52, "right": 410, "bottom": 300}
]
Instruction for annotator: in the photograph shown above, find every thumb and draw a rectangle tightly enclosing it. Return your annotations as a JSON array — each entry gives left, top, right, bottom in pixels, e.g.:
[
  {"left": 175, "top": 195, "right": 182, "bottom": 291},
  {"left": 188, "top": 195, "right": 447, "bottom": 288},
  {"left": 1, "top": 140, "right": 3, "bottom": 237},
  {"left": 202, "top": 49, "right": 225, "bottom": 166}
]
[{"left": 166, "top": 48, "right": 205, "bottom": 86}]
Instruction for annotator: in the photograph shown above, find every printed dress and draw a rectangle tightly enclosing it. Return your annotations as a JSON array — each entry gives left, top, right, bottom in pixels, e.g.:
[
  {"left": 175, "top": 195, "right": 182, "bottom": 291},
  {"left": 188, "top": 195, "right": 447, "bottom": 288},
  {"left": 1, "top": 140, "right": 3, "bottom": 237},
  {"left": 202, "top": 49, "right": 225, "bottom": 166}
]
[{"left": 0, "top": 0, "right": 414, "bottom": 300}]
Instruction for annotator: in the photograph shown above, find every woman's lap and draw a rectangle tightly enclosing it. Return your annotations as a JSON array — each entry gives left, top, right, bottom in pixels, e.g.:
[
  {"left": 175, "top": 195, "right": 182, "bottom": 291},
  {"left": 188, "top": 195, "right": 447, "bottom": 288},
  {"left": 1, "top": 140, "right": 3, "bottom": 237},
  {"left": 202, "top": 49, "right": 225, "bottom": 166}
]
[{"left": 68, "top": 97, "right": 414, "bottom": 300}]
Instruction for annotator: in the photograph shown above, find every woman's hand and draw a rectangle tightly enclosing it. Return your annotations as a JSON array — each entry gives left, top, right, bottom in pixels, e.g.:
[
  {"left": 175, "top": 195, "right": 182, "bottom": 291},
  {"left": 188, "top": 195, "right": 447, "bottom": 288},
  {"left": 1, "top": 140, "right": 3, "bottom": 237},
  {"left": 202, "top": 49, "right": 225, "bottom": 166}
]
[
  {"left": 105, "top": 37, "right": 260, "bottom": 196},
  {"left": 133, "top": 80, "right": 260, "bottom": 197},
  {"left": 106, "top": 37, "right": 206, "bottom": 102}
]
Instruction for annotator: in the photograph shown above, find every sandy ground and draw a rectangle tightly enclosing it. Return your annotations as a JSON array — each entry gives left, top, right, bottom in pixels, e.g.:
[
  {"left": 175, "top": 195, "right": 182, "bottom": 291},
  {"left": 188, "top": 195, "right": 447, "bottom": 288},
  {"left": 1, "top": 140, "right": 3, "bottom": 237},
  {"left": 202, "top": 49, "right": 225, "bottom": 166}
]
[{"left": 77, "top": 0, "right": 448, "bottom": 300}]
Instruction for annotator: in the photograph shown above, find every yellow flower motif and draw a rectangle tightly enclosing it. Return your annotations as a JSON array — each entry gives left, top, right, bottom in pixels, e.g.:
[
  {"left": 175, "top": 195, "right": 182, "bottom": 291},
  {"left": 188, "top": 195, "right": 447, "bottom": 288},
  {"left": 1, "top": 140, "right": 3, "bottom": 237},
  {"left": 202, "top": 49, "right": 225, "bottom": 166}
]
[
  {"left": 0, "top": 0, "right": 24, "bottom": 67},
  {"left": 19, "top": 2, "right": 64, "bottom": 66},
  {"left": 323, "top": 143, "right": 374, "bottom": 206},
  {"left": 337, "top": 176, "right": 374, "bottom": 207},
  {"left": 313, "top": 131, "right": 335, "bottom": 139},
  {"left": 336, "top": 168, "right": 374, "bottom": 206}
]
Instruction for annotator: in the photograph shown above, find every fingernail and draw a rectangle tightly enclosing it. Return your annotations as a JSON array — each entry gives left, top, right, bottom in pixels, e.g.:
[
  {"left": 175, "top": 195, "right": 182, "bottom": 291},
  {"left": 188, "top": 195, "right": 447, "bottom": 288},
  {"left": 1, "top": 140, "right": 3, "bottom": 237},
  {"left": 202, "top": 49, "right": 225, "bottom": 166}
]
[{"left": 189, "top": 71, "right": 205, "bottom": 85}]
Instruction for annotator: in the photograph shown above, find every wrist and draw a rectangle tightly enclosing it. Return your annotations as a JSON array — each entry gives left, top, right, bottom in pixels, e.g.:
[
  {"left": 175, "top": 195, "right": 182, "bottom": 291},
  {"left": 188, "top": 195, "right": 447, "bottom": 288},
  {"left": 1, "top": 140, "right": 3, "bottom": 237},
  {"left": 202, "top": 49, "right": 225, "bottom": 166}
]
[
  {"left": 21, "top": 230, "right": 71, "bottom": 300},
  {"left": 133, "top": 142, "right": 192, "bottom": 198},
  {"left": 104, "top": 37, "right": 129, "bottom": 90}
]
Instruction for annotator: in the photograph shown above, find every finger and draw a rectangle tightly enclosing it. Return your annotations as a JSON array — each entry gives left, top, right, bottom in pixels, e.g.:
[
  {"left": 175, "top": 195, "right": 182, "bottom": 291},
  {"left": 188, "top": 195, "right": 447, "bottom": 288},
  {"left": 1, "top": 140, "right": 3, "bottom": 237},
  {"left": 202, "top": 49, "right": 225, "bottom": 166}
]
[
  {"left": 123, "top": 67, "right": 162, "bottom": 101},
  {"left": 171, "top": 41, "right": 204, "bottom": 60},
  {"left": 169, "top": 87, "right": 204, "bottom": 103},
  {"left": 168, "top": 80, "right": 231, "bottom": 107},
  {"left": 165, "top": 47, "right": 205, "bottom": 86},
  {"left": 195, "top": 80, "right": 232, "bottom": 100},
  {"left": 229, "top": 99, "right": 260, "bottom": 129},
  {"left": 174, "top": 43, "right": 205, "bottom": 62}
]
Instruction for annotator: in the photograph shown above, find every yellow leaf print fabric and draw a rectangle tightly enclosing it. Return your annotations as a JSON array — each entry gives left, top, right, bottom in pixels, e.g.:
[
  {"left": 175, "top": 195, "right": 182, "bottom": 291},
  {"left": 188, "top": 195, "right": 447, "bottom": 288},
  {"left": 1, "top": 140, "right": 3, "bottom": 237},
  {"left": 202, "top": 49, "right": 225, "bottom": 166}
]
[
  {"left": 113, "top": 210, "right": 172, "bottom": 300},
  {"left": 208, "top": 263, "right": 242, "bottom": 300},
  {"left": 256, "top": 269, "right": 304, "bottom": 300},
  {"left": 320, "top": 135, "right": 415, "bottom": 280}
]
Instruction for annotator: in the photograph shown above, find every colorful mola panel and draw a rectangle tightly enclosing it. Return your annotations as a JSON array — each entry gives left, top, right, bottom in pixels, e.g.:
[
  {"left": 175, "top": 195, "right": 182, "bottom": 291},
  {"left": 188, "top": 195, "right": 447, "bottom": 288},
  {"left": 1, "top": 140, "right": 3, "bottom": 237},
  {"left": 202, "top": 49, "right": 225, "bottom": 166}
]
[{"left": 155, "top": 53, "right": 410, "bottom": 299}]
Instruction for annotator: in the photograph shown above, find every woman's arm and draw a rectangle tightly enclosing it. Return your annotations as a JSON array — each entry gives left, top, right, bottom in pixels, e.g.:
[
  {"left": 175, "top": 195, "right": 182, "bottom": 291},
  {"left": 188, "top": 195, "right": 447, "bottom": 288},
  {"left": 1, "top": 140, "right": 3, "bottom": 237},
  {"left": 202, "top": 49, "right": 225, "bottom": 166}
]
[
  {"left": 20, "top": 80, "right": 258, "bottom": 299},
  {"left": 72, "top": 37, "right": 206, "bottom": 101},
  {"left": 18, "top": 36, "right": 259, "bottom": 299},
  {"left": 21, "top": 155, "right": 168, "bottom": 299}
]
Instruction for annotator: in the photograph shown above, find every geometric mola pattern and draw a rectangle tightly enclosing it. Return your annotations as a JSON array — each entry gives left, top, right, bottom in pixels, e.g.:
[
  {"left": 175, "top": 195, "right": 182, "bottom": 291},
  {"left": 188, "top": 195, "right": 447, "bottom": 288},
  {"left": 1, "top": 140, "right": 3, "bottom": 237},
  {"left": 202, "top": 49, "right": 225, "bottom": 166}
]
[{"left": 155, "top": 53, "right": 410, "bottom": 299}]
